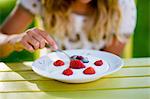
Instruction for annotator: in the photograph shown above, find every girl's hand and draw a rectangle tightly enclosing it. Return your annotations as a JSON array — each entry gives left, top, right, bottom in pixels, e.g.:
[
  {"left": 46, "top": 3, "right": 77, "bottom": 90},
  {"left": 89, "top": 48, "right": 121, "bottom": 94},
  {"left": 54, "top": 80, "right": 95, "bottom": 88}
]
[{"left": 19, "top": 28, "right": 58, "bottom": 52}]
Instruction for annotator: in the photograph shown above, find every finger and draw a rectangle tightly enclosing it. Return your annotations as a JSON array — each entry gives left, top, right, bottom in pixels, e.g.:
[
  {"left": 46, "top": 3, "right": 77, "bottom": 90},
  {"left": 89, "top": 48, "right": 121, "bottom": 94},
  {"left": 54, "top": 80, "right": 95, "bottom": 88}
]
[
  {"left": 20, "top": 40, "right": 34, "bottom": 52},
  {"left": 25, "top": 33, "right": 40, "bottom": 50},
  {"left": 33, "top": 29, "right": 58, "bottom": 50},
  {"left": 29, "top": 31, "right": 46, "bottom": 49}
]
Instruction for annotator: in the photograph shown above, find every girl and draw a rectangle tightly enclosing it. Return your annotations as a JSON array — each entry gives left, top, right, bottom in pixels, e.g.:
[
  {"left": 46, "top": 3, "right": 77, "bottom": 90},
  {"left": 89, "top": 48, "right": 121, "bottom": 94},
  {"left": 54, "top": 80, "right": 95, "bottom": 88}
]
[{"left": 0, "top": 0, "right": 136, "bottom": 57}]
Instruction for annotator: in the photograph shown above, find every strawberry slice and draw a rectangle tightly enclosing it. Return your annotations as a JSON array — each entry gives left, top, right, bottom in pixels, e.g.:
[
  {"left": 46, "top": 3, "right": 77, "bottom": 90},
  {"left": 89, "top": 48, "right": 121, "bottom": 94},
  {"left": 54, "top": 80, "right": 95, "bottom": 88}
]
[
  {"left": 94, "top": 60, "right": 103, "bottom": 66},
  {"left": 69, "top": 60, "right": 85, "bottom": 69},
  {"left": 83, "top": 67, "right": 96, "bottom": 75},
  {"left": 63, "top": 68, "right": 73, "bottom": 76},
  {"left": 53, "top": 60, "right": 65, "bottom": 66}
]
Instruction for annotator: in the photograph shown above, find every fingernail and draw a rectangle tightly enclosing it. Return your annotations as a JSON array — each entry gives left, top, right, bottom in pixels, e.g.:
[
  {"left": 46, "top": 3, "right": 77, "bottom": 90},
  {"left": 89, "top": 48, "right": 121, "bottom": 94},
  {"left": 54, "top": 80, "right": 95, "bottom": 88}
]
[
  {"left": 53, "top": 45, "right": 58, "bottom": 50},
  {"left": 29, "top": 48, "right": 34, "bottom": 52}
]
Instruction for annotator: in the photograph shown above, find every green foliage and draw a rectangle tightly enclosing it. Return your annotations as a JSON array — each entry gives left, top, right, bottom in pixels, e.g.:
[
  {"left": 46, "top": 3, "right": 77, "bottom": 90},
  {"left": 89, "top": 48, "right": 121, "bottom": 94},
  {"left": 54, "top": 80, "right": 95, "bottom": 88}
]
[
  {"left": 0, "top": 0, "right": 16, "bottom": 24},
  {"left": 133, "top": 0, "right": 150, "bottom": 57}
]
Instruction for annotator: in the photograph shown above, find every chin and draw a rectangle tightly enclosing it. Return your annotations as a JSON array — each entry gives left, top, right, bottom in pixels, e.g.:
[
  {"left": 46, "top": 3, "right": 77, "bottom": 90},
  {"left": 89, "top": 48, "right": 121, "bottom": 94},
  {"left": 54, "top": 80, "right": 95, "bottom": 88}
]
[{"left": 78, "top": 0, "right": 92, "bottom": 4}]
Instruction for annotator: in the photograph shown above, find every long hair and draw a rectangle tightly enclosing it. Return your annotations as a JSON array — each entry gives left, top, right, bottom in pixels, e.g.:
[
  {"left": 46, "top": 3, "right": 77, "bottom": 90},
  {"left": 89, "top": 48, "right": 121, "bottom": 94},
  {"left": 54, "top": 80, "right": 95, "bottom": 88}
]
[{"left": 42, "top": 0, "right": 121, "bottom": 43}]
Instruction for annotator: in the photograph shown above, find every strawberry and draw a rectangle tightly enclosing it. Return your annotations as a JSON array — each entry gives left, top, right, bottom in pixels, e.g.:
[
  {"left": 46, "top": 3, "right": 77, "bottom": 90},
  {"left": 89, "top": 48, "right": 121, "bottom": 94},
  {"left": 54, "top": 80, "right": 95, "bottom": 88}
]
[
  {"left": 53, "top": 60, "right": 65, "bottom": 66},
  {"left": 83, "top": 67, "right": 96, "bottom": 75},
  {"left": 63, "top": 68, "right": 73, "bottom": 76},
  {"left": 69, "top": 60, "right": 85, "bottom": 69},
  {"left": 94, "top": 60, "right": 103, "bottom": 66}
]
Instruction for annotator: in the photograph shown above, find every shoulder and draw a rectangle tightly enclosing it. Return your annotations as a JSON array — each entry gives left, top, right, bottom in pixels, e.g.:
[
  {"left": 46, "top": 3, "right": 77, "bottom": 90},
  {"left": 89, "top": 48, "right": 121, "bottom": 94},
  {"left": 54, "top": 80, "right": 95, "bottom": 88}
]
[
  {"left": 118, "top": 0, "right": 136, "bottom": 7},
  {"left": 118, "top": 0, "right": 137, "bottom": 35},
  {"left": 19, "top": 0, "right": 42, "bottom": 15}
]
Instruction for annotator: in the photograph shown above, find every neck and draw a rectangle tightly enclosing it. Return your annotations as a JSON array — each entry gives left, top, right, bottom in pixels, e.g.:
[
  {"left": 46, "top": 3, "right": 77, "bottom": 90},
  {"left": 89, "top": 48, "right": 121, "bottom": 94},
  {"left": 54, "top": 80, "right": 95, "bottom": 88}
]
[{"left": 72, "top": 1, "right": 92, "bottom": 15}]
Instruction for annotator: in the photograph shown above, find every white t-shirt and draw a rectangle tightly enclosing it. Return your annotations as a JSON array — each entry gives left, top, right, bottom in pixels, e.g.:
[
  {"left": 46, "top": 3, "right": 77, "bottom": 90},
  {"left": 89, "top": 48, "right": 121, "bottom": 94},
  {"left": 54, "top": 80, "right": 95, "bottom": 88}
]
[{"left": 19, "top": 0, "right": 137, "bottom": 50}]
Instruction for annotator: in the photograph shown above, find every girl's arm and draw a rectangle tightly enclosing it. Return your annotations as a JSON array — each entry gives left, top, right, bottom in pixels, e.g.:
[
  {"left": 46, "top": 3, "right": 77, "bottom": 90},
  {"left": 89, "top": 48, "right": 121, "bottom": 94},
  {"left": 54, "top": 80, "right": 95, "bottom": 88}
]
[
  {"left": 1, "top": 5, "right": 34, "bottom": 34},
  {"left": 102, "top": 36, "right": 129, "bottom": 56},
  {"left": 0, "top": 5, "right": 34, "bottom": 57},
  {"left": 0, "top": 5, "right": 57, "bottom": 57},
  {"left": 104, "top": 0, "right": 136, "bottom": 56}
]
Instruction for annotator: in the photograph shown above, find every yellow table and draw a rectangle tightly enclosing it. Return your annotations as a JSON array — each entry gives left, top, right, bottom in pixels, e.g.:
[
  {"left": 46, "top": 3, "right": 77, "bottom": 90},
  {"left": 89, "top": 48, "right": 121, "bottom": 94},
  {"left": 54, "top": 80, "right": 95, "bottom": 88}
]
[{"left": 0, "top": 58, "right": 150, "bottom": 99}]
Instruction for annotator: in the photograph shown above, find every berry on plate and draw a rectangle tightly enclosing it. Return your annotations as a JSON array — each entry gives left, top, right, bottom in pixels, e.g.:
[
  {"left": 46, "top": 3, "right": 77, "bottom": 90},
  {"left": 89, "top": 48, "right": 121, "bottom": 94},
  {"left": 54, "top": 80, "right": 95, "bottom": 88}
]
[
  {"left": 82, "top": 57, "right": 89, "bottom": 63},
  {"left": 53, "top": 60, "right": 65, "bottom": 66},
  {"left": 70, "top": 55, "right": 89, "bottom": 63},
  {"left": 63, "top": 68, "right": 73, "bottom": 76},
  {"left": 83, "top": 67, "right": 96, "bottom": 75},
  {"left": 70, "top": 55, "right": 78, "bottom": 60},
  {"left": 76, "top": 56, "right": 84, "bottom": 60},
  {"left": 94, "top": 60, "right": 103, "bottom": 66},
  {"left": 69, "top": 60, "right": 85, "bottom": 69}
]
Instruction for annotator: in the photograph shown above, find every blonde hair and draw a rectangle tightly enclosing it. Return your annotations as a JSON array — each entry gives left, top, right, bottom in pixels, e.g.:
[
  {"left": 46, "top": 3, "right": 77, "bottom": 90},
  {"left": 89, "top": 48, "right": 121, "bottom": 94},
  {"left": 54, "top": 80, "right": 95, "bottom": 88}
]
[{"left": 42, "top": 0, "right": 121, "bottom": 43}]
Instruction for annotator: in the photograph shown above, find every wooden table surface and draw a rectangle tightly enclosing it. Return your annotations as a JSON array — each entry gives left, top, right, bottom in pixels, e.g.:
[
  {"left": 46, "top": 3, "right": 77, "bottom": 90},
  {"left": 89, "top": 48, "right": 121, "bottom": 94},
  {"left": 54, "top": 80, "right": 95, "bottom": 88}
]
[{"left": 0, "top": 58, "right": 150, "bottom": 99}]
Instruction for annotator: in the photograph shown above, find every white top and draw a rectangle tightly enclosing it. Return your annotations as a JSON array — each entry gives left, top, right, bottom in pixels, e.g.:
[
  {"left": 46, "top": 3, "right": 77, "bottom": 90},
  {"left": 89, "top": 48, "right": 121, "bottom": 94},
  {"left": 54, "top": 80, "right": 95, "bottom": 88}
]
[{"left": 19, "top": 0, "right": 137, "bottom": 50}]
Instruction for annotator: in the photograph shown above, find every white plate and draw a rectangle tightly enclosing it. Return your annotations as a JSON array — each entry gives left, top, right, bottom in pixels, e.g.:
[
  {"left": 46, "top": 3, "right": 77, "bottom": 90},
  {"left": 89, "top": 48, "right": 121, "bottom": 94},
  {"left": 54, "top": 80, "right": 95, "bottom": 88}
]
[{"left": 32, "top": 49, "right": 124, "bottom": 83}]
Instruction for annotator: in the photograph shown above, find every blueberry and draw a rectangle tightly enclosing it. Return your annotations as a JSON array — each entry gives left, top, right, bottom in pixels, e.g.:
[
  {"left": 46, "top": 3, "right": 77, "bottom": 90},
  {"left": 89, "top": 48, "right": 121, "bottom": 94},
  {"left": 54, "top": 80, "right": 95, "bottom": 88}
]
[
  {"left": 70, "top": 55, "right": 78, "bottom": 59},
  {"left": 76, "top": 56, "right": 84, "bottom": 60},
  {"left": 82, "top": 58, "right": 89, "bottom": 63}
]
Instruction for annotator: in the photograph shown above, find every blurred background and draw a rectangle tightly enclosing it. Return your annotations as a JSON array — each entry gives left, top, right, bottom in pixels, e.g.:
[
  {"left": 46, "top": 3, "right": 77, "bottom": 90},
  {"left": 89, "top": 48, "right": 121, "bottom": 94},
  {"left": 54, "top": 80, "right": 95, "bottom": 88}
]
[{"left": 0, "top": 0, "right": 149, "bottom": 62}]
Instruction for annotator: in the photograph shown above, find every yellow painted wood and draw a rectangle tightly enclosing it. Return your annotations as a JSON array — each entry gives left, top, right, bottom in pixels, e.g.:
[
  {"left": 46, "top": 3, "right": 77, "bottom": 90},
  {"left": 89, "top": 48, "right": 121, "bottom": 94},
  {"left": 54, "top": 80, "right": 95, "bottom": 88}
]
[
  {"left": 0, "top": 67, "right": 149, "bottom": 81},
  {"left": 0, "top": 62, "right": 32, "bottom": 72},
  {"left": 124, "top": 58, "right": 150, "bottom": 66},
  {"left": 0, "top": 58, "right": 149, "bottom": 99},
  {"left": 0, "top": 77, "right": 149, "bottom": 92},
  {"left": 0, "top": 88, "right": 149, "bottom": 99}
]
